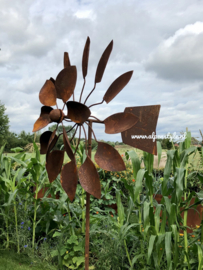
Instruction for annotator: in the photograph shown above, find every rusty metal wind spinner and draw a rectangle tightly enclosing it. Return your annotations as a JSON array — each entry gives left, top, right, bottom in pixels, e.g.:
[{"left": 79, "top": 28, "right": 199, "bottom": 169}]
[{"left": 32, "top": 37, "right": 160, "bottom": 269}]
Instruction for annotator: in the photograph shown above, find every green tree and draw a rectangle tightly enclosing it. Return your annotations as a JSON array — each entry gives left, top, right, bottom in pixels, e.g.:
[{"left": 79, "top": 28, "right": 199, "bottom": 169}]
[
  {"left": 0, "top": 101, "right": 9, "bottom": 147},
  {"left": 48, "top": 124, "right": 76, "bottom": 150},
  {"left": 161, "top": 138, "right": 173, "bottom": 150},
  {"left": 48, "top": 124, "right": 75, "bottom": 138}
]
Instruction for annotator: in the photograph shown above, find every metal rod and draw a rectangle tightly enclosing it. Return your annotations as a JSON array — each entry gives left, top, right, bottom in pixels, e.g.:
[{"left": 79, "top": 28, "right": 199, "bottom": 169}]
[
  {"left": 85, "top": 121, "right": 92, "bottom": 270},
  {"left": 87, "top": 118, "right": 104, "bottom": 124},
  {"left": 64, "top": 119, "right": 72, "bottom": 122},
  {"left": 74, "top": 126, "right": 81, "bottom": 155},
  {"left": 84, "top": 83, "right": 96, "bottom": 105},
  {"left": 62, "top": 102, "right": 66, "bottom": 111},
  {"left": 89, "top": 100, "right": 104, "bottom": 108},
  {"left": 59, "top": 123, "right": 77, "bottom": 136},
  {"left": 79, "top": 78, "right": 86, "bottom": 103},
  {"left": 69, "top": 125, "right": 78, "bottom": 143},
  {"left": 85, "top": 121, "right": 97, "bottom": 141},
  {"left": 64, "top": 115, "right": 104, "bottom": 124},
  {"left": 89, "top": 115, "right": 103, "bottom": 122},
  {"left": 82, "top": 124, "right": 88, "bottom": 156}
]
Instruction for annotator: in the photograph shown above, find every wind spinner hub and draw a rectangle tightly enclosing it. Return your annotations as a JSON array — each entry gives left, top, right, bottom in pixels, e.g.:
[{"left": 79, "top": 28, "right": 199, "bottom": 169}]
[{"left": 49, "top": 109, "right": 64, "bottom": 123}]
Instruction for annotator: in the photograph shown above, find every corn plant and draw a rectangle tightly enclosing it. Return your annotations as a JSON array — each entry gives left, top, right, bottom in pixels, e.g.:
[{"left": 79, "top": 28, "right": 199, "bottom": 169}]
[{"left": 0, "top": 145, "right": 28, "bottom": 252}]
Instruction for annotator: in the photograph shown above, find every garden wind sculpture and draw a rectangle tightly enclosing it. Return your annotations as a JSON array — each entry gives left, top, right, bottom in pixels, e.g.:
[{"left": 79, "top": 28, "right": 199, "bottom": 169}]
[{"left": 32, "top": 37, "right": 160, "bottom": 269}]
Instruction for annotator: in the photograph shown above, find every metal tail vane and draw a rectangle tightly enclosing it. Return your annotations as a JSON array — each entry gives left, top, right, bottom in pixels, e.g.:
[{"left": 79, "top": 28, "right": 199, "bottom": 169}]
[{"left": 32, "top": 37, "right": 160, "bottom": 270}]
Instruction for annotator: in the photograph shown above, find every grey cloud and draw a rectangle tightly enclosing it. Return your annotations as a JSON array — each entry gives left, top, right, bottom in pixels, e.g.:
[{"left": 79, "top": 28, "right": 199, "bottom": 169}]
[
  {"left": 1, "top": 0, "right": 203, "bottom": 140},
  {"left": 145, "top": 29, "right": 203, "bottom": 82}
]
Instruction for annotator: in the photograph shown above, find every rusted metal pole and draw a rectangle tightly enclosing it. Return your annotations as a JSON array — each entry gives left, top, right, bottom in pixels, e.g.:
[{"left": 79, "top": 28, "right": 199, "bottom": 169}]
[{"left": 85, "top": 120, "right": 92, "bottom": 270}]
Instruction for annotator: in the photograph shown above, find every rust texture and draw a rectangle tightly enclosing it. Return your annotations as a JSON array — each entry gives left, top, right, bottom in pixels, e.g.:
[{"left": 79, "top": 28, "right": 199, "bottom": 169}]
[
  {"left": 82, "top": 37, "right": 90, "bottom": 79},
  {"left": 121, "top": 105, "right": 161, "bottom": 155},
  {"left": 64, "top": 52, "right": 71, "bottom": 68},
  {"left": 46, "top": 150, "right": 64, "bottom": 183},
  {"left": 104, "top": 112, "right": 138, "bottom": 134},
  {"left": 40, "top": 131, "right": 58, "bottom": 154},
  {"left": 32, "top": 37, "right": 160, "bottom": 270},
  {"left": 84, "top": 121, "right": 92, "bottom": 270},
  {"left": 60, "top": 160, "right": 78, "bottom": 202},
  {"left": 79, "top": 156, "right": 101, "bottom": 199},
  {"left": 66, "top": 101, "right": 90, "bottom": 124},
  {"left": 39, "top": 80, "right": 57, "bottom": 106},
  {"left": 55, "top": 66, "right": 77, "bottom": 102},
  {"left": 95, "top": 141, "right": 126, "bottom": 171},
  {"left": 103, "top": 71, "right": 133, "bottom": 104}
]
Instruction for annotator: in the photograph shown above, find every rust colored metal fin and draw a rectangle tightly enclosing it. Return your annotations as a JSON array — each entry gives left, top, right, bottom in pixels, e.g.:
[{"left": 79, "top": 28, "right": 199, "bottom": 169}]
[
  {"left": 63, "top": 127, "right": 74, "bottom": 160},
  {"left": 40, "top": 106, "right": 53, "bottom": 116},
  {"left": 40, "top": 131, "right": 52, "bottom": 154},
  {"left": 60, "top": 160, "right": 78, "bottom": 202},
  {"left": 33, "top": 106, "right": 53, "bottom": 132},
  {"left": 46, "top": 150, "right": 64, "bottom": 183},
  {"left": 95, "top": 40, "right": 113, "bottom": 84},
  {"left": 64, "top": 52, "right": 71, "bottom": 68},
  {"left": 46, "top": 128, "right": 58, "bottom": 157},
  {"left": 50, "top": 77, "right": 55, "bottom": 85},
  {"left": 103, "top": 71, "right": 133, "bottom": 104},
  {"left": 39, "top": 80, "right": 57, "bottom": 106},
  {"left": 82, "top": 37, "right": 90, "bottom": 79},
  {"left": 121, "top": 105, "right": 161, "bottom": 155},
  {"left": 67, "top": 101, "right": 90, "bottom": 124},
  {"left": 104, "top": 112, "right": 138, "bottom": 134},
  {"left": 55, "top": 66, "right": 77, "bottom": 103},
  {"left": 78, "top": 156, "right": 101, "bottom": 199},
  {"left": 40, "top": 130, "right": 58, "bottom": 154},
  {"left": 95, "top": 142, "right": 126, "bottom": 171},
  {"left": 33, "top": 116, "right": 50, "bottom": 132}
]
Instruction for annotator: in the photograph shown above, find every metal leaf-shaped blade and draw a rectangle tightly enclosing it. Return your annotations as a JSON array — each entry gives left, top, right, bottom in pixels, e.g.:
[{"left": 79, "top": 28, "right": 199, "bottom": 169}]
[
  {"left": 95, "top": 142, "right": 126, "bottom": 171},
  {"left": 82, "top": 37, "right": 90, "bottom": 79},
  {"left": 95, "top": 40, "right": 113, "bottom": 83},
  {"left": 64, "top": 52, "right": 71, "bottom": 68},
  {"left": 60, "top": 160, "right": 78, "bottom": 202},
  {"left": 46, "top": 128, "right": 59, "bottom": 160},
  {"left": 103, "top": 71, "right": 133, "bottom": 104},
  {"left": 40, "top": 106, "right": 53, "bottom": 116},
  {"left": 40, "top": 131, "right": 58, "bottom": 154},
  {"left": 78, "top": 156, "right": 101, "bottom": 199},
  {"left": 104, "top": 112, "right": 138, "bottom": 134},
  {"left": 46, "top": 150, "right": 64, "bottom": 183},
  {"left": 33, "top": 106, "right": 53, "bottom": 132},
  {"left": 121, "top": 105, "right": 161, "bottom": 155},
  {"left": 50, "top": 77, "right": 55, "bottom": 85},
  {"left": 63, "top": 127, "right": 74, "bottom": 160},
  {"left": 39, "top": 80, "right": 57, "bottom": 106},
  {"left": 55, "top": 66, "right": 77, "bottom": 103},
  {"left": 66, "top": 101, "right": 90, "bottom": 124}
]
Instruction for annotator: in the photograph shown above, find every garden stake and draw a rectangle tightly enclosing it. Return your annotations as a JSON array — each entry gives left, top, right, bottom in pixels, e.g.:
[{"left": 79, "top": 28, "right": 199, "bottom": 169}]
[
  {"left": 32, "top": 37, "right": 161, "bottom": 269},
  {"left": 85, "top": 121, "right": 92, "bottom": 269}
]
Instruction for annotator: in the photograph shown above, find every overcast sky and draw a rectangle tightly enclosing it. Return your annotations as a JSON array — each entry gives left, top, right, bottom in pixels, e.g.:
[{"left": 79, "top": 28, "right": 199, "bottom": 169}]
[{"left": 0, "top": 0, "right": 203, "bottom": 142}]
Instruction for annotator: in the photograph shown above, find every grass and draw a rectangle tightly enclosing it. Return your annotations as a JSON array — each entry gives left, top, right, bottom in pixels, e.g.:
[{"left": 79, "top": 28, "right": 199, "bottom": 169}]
[{"left": 0, "top": 249, "right": 57, "bottom": 270}]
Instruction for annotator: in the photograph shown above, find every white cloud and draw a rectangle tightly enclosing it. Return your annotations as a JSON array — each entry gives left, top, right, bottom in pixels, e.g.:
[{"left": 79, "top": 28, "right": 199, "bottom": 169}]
[{"left": 145, "top": 21, "right": 203, "bottom": 81}]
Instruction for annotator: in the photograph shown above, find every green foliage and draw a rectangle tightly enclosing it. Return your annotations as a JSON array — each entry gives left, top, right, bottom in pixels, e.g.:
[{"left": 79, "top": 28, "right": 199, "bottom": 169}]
[
  {"left": 4, "top": 131, "right": 37, "bottom": 153},
  {"left": 0, "top": 101, "right": 9, "bottom": 148},
  {"left": 161, "top": 138, "right": 173, "bottom": 150},
  {"left": 51, "top": 233, "right": 85, "bottom": 269},
  {"left": 1, "top": 132, "right": 203, "bottom": 269}
]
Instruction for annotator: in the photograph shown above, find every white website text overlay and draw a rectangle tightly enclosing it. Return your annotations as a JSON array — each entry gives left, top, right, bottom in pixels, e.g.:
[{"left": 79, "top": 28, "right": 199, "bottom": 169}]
[{"left": 131, "top": 132, "right": 187, "bottom": 142}]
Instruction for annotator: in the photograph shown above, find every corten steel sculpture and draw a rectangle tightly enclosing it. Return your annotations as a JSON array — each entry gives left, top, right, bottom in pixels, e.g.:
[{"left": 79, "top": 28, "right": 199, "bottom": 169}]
[{"left": 32, "top": 37, "right": 160, "bottom": 269}]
